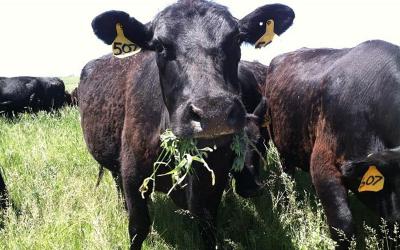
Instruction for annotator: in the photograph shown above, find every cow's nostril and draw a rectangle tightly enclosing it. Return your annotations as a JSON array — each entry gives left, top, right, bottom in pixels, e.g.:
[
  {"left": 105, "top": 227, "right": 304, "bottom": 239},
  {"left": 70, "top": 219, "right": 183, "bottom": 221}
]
[
  {"left": 189, "top": 104, "right": 203, "bottom": 122},
  {"left": 227, "top": 98, "right": 246, "bottom": 128}
]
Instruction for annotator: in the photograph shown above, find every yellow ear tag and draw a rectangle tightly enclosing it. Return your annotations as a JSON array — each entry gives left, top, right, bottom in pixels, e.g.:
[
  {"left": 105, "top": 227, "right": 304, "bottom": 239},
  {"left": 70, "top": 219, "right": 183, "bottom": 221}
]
[
  {"left": 255, "top": 19, "right": 276, "bottom": 49},
  {"left": 112, "top": 23, "right": 141, "bottom": 58},
  {"left": 358, "top": 165, "right": 385, "bottom": 192}
]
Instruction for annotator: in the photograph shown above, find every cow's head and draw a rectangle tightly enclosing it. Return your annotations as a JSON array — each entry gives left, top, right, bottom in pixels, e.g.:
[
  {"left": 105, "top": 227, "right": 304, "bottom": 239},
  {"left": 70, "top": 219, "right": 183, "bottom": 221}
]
[
  {"left": 91, "top": 0, "right": 294, "bottom": 138},
  {"left": 43, "top": 77, "right": 66, "bottom": 109},
  {"left": 64, "top": 91, "right": 72, "bottom": 106},
  {"left": 342, "top": 147, "right": 400, "bottom": 221}
]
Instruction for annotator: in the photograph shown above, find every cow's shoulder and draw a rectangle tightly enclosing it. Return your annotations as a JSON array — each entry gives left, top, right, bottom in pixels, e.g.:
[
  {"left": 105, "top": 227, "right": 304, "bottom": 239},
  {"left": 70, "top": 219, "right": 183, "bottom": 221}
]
[{"left": 80, "top": 52, "right": 155, "bottom": 85}]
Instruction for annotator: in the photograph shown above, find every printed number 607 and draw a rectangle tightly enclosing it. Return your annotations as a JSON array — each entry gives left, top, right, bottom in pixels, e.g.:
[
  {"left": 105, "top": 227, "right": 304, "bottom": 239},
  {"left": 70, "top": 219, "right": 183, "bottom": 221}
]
[{"left": 360, "top": 175, "right": 383, "bottom": 187}]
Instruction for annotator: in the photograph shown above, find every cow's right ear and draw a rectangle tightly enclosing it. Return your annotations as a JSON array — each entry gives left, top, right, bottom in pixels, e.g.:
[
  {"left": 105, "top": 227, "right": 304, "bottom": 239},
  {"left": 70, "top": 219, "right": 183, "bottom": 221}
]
[
  {"left": 342, "top": 148, "right": 400, "bottom": 192},
  {"left": 239, "top": 4, "right": 294, "bottom": 48},
  {"left": 342, "top": 161, "right": 373, "bottom": 180},
  {"left": 91, "top": 10, "right": 153, "bottom": 49},
  {"left": 343, "top": 148, "right": 400, "bottom": 179}
]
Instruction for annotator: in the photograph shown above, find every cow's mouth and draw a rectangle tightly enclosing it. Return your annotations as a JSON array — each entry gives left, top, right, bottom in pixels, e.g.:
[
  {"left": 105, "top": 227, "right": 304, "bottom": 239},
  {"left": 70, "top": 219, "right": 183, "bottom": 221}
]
[
  {"left": 173, "top": 116, "right": 258, "bottom": 148},
  {"left": 171, "top": 123, "right": 238, "bottom": 146},
  {"left": 189, "top": 119, "right": 244, "bottom": 140},
  {"left": 195, "top": 134, "right": 235, "bottom": 148},
  {"left": 191, "top": 124, "right": 236, "bottom": 139}
]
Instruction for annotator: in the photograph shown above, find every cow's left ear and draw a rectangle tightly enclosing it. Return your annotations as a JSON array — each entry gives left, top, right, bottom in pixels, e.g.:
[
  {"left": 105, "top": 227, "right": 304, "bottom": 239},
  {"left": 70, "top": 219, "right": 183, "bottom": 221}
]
[
  {"left": 239, "top": 4, "right": 294, "bottom": 48},
  {"left": 253, "top": 97, "right": 268, "bottom": 127},
  {"left": 92, "top": 11, "right": 152, "bottom": 46},
  {"left": 92, "top": 10, "right": 154, "bottom": 58}
]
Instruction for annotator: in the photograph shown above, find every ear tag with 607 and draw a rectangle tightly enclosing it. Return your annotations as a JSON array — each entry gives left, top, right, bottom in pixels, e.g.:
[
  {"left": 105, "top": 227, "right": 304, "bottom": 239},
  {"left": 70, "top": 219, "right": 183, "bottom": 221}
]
[{"left": 358, "top": 165, "right": 385, "bottom": 192}]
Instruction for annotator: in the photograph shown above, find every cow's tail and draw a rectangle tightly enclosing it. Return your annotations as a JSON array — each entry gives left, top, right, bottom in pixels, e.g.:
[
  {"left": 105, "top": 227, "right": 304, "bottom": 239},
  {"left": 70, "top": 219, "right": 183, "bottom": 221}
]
[{"left": 96, "top": 166, "right": 105, "bottom": 187}]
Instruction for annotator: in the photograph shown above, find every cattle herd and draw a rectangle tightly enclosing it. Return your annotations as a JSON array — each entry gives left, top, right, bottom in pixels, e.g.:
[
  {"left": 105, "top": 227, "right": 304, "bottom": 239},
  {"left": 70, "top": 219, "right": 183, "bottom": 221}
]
[
  {"left": 0, "top": 0, "right": 399, "bottom": 249},
  {"left": 0, "top": 76, "right": 78, "bottom": 117}
]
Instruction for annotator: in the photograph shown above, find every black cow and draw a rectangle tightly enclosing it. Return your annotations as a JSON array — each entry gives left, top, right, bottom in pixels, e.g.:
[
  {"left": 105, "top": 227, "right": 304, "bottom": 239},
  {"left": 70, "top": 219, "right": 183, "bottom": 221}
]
[
  {"left": 0, "top": 169, "right": 7, "bottom": 211},
  {"left": 80, "top": 1, "right": 294, "bottom": 249},
  {"left": 70, "top": 87, "right": 78, "bottom": 106},
  {"left": 261, "top": 40, "right": 400, "bottom": 248},
  {"left": 0, "top": 77, "right": 67, "bottom": 116},
  {"left": 64, "top": 88, "right": 79, "bottom": 106},
  {"left": 0, "top": 77, "right": 39, "bottom": 115},
  {"left": 234, "top": 60, "right": 269, "bottom": 197}
]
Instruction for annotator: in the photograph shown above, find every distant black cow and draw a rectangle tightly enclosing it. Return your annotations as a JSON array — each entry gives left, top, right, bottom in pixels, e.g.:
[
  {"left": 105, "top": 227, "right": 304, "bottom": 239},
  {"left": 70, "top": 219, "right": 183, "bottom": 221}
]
[
  {"left": 0, "top": 77, "right": 67, "bottom": 116},
  {"left": 64, "top": 87, "right": 79, "bottom": 106},
  {"left": 261, "top": 40, "right": 400, "bottom": 248},
  {"left": 70, "top": 87, "right": 78, "bottom": 106},
  {"left": 80, "top": 1, "right": 294, "bottom": 249}
]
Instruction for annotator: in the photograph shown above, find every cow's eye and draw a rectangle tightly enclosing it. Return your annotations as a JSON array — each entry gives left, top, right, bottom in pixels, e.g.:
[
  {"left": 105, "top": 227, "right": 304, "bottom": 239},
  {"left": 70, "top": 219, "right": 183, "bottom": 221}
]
[
  {"left": 153, "top": 40, "right": 164, "bottom": 53},
  {"left": 154, "top": 40, "right": 175, "bottom": 61}
]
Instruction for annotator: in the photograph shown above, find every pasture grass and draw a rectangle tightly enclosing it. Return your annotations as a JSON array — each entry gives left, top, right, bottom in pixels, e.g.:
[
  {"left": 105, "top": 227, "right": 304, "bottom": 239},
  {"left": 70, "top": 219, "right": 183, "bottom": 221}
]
[
  {"left": 0, "top": 95, "right": 397, "bottom": 249},
  {"left": 62, "top": 76, "right": 79, "bottom": 92}
]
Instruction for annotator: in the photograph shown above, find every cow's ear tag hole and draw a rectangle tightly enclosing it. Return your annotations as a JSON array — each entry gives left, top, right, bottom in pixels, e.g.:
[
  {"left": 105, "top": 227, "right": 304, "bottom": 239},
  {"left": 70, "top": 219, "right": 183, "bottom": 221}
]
[
  {"left": 358, "top": 165, "right": 385, "bottom": 192},
  {"left": 255, "top": 19, "right": 276, "bottom": 49},
  {"left": 112, "top": 23, "right": 141, "bottom": 58}
]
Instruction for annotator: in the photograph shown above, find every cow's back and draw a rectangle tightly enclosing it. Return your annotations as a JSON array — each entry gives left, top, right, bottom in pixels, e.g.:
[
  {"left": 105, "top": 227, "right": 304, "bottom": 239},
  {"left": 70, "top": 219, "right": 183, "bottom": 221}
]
[
  {"left": 265, "top": 46, "right": 348, "bottom": 169},
  {"left": 324, "top": 40, "right": 400, "bottom": 153},
  {"left": 266, "top": 40, "right": 400, "bottom": 170}
]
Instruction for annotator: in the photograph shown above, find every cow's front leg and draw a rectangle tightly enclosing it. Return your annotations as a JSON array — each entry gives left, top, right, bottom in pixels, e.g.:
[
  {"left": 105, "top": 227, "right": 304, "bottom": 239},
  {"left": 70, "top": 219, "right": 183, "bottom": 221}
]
[
  {"left": 187, "top": 161, "right": 230, "bottom": 250},
  {"left": 121, "top": 154, "right": 151, "bottom": 250},
  {"left": 311, "top": 144, "right": 354, "bottom": 249}
]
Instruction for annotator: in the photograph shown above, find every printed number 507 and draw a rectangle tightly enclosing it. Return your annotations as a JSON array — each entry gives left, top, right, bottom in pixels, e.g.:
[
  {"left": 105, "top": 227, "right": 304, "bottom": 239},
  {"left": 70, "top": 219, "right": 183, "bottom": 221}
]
[{"left": 113, "top": 42, "right": 138, "bottom": 55}]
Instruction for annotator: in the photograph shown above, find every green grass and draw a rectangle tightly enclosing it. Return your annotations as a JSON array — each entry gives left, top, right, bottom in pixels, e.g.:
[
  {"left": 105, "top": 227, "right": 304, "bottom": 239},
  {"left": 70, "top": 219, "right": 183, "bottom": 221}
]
[
  {"left": 0, "top": 109, "right": 128, "bottom": 249},
  {"left": 0, "top": 100, "right": 397, "bottom": 249},
  {"left": 61, "top": 76, "right": 79, "bottom": 92}
]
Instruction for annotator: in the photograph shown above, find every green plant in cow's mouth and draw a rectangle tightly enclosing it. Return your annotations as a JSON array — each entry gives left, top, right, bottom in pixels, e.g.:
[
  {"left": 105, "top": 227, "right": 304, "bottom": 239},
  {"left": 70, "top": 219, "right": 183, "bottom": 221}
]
[
  {"left": 139, "top": 130, "right": 262, "bottom": 200},
  {"left": 139, "top": 129, "right": 216, "bottom": 200},
  {"left": 230, "top": 131, "right": 248, "bottom": 172},
  {"left": 231, "top": 131, "right": 268, "bottom": 173}
]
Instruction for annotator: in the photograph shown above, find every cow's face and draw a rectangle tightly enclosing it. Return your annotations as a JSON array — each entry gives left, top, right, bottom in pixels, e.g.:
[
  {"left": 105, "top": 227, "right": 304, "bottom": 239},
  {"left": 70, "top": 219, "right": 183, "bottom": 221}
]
[
  {"left": 342, "top": 148, "right": 400, "bottom": 221},
  {"left": 92, "top": 0, "right": 294, "bottom": 138}
]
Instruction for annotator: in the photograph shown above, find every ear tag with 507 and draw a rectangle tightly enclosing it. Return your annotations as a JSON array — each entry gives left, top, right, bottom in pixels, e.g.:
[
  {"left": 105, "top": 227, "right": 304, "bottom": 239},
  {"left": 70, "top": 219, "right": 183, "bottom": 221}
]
[{"left": 112, "top": 23, "right": 141, "bottom": 58}]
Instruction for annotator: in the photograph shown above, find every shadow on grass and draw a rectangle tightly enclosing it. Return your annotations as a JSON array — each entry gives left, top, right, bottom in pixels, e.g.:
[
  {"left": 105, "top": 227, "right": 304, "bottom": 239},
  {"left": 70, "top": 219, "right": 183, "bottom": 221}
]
[
  {"left": 146, "top": 157, "right": 326, "bottom": 250},
  {"left": 291, "top": 168, "right": 393, "bottom": 250},
  {"left": 148, "top": 179, "right": 297, "bottom": 249}
]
